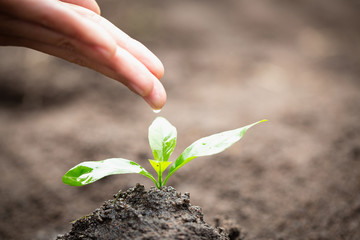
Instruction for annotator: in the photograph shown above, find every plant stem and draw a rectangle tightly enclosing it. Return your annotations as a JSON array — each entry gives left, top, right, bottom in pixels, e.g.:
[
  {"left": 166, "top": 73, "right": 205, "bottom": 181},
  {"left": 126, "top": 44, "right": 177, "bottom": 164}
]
[
  {"left": 162, "top": 172, "right": 172, "bottom": 186},
  {"left": 158, "top": 163, "right": 162, "bottom": 188}
]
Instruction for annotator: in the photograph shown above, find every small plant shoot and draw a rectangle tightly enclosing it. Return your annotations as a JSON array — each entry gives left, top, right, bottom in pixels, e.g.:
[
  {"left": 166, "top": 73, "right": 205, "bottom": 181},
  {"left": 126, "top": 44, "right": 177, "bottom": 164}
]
[{"left": 62, "top": 117, "right": 267, "bottom": 188}]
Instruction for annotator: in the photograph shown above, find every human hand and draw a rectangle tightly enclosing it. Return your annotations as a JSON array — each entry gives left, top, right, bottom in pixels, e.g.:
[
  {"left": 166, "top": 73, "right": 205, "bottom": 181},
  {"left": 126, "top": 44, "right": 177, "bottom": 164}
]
[{"left": 0, "top": 0, "right": 166, "bottom": 110}]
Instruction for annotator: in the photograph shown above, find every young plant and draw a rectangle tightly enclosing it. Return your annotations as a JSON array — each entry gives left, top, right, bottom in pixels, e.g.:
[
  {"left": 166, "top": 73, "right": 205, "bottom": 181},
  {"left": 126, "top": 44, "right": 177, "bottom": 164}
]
[{"left": 62, "top": 117, "right": 267, "bottom": 188}]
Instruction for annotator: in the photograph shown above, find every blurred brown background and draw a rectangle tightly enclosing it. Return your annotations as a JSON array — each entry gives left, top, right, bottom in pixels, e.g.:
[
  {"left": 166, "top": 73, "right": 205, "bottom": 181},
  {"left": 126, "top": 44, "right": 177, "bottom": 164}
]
[{"left": 0, "top": 0, "right": 359, "bottom": 239}]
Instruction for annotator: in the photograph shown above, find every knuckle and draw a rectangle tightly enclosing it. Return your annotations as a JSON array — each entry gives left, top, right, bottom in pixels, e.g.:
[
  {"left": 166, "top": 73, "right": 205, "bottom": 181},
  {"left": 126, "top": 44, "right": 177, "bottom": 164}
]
[
  {"left": 65, "top": 53, "right": 87, "bottom": 67},
  {"left": 71, "top": 57, "right": 87, "bottom": 67},
  {"left": 56, "top": 38, "right": 76, "bottom": 52},
  {"left": 37, "top": 12, "right": 52, "bottom": 28}
]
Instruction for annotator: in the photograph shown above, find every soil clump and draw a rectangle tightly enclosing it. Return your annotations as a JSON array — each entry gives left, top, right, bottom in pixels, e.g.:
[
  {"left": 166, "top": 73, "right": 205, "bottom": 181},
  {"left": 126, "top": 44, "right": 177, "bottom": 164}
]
[{"left": 57, "top": 184, "right": 238, "bottom": 240}]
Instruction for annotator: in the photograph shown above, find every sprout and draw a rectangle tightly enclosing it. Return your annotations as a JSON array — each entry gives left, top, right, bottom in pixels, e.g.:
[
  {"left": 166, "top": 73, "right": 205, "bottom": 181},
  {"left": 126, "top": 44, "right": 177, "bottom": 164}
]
[{"left": 63, "top": 117, "right": 267, "bottom": 188}]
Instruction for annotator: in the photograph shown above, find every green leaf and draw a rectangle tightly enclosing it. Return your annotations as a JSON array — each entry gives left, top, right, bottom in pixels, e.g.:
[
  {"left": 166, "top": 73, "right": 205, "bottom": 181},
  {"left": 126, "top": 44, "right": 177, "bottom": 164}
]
[
  {"left": 163, "top": 120, "right": 267, "bottom": 185},
  {"left": 62, "top": 158, "right": 157, "bottom": 186},
  {"left": 149, "top": 160, "right": 172, "bottom": 187},
  {"left": 149, "top": 160, "right": 173, "bottom": 174},
  {"left": 148, "top": 117, "right": 177, "bottom": 162}
]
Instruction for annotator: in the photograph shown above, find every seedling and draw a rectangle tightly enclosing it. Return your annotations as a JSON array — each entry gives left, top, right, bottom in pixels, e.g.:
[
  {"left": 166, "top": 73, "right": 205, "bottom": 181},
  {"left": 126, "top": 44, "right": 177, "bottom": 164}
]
[{"left": 62, "top": 117, "right": 267, "bottom": 188}]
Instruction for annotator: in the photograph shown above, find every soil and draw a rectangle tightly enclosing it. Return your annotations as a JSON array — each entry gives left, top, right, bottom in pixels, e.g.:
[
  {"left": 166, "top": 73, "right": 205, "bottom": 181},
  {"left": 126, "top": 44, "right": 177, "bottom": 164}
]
[
  {"left": 56, "top": 184, "right": 238, "bottom": 240},
  {"left": 0, "top": 0, "right": 360, "bottom": 240}
]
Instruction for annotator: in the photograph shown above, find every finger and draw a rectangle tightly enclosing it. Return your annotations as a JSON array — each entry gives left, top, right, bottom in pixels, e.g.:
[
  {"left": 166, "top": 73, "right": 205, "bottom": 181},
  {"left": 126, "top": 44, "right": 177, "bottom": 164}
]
[
  {"left": 0, "top": 13, "right": 110, "bottom": 63},
  {"left": 1, "top": 0, "right": 116, "bottom": 56},
  {"left": 0, "top": 35, "right": 167, "bottom": 110},
  {"left": 143, "top": 77, "right": 167, "bottom": 111},
  {"left": 98, "top": 47, "right": 167, "bottom": 109},
  {"left": 66, "top": 3, "right": 165, "bottom": 79},
  {"left": 0, "top": 14, "right": 166, "bottom": 107},
  {"left": 0, "top": 15, "right": 164, "bottom": 101},
  {"left": 59, "top": 0, "right": 101, "bottom": 14}
]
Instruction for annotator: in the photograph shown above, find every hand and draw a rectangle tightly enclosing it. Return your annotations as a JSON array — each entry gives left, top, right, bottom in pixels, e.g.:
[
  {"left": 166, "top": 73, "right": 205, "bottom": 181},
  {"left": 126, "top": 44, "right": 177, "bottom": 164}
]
[{"left": 0, "top": 0, "right": 166, "bottom": 110}]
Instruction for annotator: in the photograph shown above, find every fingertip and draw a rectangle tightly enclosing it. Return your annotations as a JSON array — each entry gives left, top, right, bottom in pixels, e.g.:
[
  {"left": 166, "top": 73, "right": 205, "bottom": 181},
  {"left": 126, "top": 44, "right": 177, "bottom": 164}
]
[
  {"left": 154, "top": 59, "right": 165, "bottom": 79},
  {"left": 85, "top": 0, "right": 101, "bottom": 15},
  {"left": 60, "top": 0, "right": 101, "bottom": 15},
  {"left": 92, "top": 0, "right": 101, "bottom": 15},
  {"left": 143, "top": 79, "right": 167, "bottom": 110},
  {"left": 103, "top": 46, "right": 166, "bottom": 109},
  {"left": 127, "top": 39, "right": 165, "bottom": 80}
]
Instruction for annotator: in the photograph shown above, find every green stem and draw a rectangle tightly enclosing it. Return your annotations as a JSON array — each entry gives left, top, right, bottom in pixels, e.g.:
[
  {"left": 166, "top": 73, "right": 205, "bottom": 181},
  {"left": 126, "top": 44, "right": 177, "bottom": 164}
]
[
  {"left": 140, "top": 171, "right": 159, "bottom": 188},
  {"left": 162, "top": 172, "right": 171, "bottom": 186},
  {"left": 158, "top": 164, "right": 162, "bottom": 188},
  {"left": 152, "top": 177, "right": 159, "bottom": 189}
]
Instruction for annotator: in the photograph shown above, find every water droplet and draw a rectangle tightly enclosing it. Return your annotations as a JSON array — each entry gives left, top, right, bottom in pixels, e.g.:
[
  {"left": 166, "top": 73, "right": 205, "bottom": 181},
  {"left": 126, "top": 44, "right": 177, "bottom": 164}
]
[{"left": 152, "top": 109, "right": 161, "bottom": 113}]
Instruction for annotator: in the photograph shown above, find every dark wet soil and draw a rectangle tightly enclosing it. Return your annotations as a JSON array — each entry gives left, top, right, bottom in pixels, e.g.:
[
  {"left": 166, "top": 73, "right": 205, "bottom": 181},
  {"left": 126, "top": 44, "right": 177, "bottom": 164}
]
[
  {"left": 57, "top": 184, "right": 236, "bottom": 240},
  {"left": 0, "top": 0, "right": 359, "bottom": 239}
]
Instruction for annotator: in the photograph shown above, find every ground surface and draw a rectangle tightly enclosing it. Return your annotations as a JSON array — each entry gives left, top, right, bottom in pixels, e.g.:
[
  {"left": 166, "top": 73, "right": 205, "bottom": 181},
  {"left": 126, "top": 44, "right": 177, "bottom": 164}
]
[
  {"left": 57, "top": 184, "right": 231, "bottom": 240},
  {"left": 0, "top": 0, "right": 359, "bottom": 239}
]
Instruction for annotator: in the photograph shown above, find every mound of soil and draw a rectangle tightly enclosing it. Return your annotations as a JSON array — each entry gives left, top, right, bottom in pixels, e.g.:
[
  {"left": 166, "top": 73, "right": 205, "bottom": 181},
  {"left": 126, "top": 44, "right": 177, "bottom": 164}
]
[{"left": 57, "top": 184, "right": 240, "bottom": 240}]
